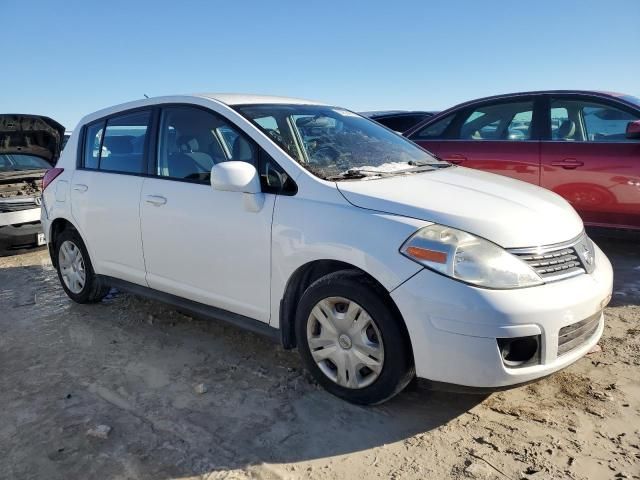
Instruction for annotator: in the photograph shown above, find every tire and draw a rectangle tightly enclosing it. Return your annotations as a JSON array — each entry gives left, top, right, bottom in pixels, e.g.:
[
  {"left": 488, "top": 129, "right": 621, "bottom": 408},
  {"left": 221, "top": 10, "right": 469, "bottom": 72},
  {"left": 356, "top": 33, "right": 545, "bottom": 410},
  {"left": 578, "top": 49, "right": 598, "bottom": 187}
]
[
  {"left": 54, "top": 228, "right": 109, "bottom": 304},
  {"left": 295, "top": 270, "right": 414, "bottom": 405}
]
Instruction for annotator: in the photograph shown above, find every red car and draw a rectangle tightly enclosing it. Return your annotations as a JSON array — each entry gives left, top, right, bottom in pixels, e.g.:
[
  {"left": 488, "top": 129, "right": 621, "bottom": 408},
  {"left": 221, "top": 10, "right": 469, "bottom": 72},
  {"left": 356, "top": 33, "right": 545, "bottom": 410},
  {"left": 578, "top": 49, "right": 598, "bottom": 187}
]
[{"left": 405, "top": 91, "right": 640, "bottom": 231}]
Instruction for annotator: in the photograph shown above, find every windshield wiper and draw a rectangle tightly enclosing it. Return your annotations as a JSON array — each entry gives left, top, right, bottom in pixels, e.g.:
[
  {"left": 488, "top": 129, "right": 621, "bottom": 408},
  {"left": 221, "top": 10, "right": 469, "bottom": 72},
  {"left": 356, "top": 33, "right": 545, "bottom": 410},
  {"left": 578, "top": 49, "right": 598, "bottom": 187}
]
[
  {"left": 326, "top": 162, "right": 449, "bottom": 181},
  {"left": 325, "top": 169, "right": 385, "bottom": 181},
  {"left": 408, "top": 159, "right": 452, "bottom": 169}
]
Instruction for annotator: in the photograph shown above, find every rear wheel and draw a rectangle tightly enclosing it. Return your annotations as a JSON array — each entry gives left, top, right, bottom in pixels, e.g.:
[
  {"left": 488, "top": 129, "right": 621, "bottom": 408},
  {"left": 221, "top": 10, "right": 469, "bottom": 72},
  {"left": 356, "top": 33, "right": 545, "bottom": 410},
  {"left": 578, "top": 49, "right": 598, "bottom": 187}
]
[
  {"left": 295, "top": 270, "right": 414, "bottom": 405},
  {"left": 54, "top": 229, "right": 109, "bottom": 303}
]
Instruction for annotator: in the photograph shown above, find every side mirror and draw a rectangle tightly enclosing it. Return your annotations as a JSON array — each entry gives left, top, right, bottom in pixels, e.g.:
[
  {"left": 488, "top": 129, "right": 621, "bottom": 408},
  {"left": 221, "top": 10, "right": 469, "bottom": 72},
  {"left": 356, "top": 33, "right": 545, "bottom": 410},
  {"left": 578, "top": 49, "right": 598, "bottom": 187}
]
[
  {"left": 626, "top": 120, "right": 640, "bottom": 139},
  {"left": 211, "top": 161, "right": 261, "bottom": 194},
  {"left": 210, "top": 161, "right": 264, "bottom": 212}
]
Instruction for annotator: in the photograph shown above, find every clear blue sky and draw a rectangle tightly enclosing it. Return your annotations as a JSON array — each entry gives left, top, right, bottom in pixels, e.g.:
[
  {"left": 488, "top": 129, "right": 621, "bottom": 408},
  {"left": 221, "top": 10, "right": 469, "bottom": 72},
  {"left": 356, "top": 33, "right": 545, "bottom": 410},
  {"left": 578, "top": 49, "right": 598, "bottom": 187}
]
[{"left": 2, "top": 0, "right": 638, "bottom": 130}]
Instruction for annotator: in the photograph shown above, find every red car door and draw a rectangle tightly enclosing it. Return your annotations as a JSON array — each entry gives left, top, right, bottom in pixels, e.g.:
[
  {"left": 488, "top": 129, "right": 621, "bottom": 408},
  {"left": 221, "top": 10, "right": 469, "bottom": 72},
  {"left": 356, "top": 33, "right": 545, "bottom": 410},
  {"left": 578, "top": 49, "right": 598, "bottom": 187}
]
[
  {"left": 540, "top": 95, "right": 640, "bottom": 230},
  {"left": 409, "top": 97, "right": 541, "bottom": 186}
]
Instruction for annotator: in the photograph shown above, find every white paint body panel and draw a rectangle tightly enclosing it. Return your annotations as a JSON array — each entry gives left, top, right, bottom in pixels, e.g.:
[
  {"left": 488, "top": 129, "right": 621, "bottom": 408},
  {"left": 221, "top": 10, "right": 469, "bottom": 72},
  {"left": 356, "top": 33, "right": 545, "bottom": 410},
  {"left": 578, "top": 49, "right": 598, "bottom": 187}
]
[
  {"left": 337, "top": 166, "right": 584, "bottom": 248},
  {"left": 391, "top": 243, "right": 613, "bottom": 386},
  {"left": 140, "top": 178, "right": 274, "bottom": 322},
  {"left": 70, "top": 170, "right": 147, "bottom": 285},
  {"left": 42, "top": 94, "right": 615, "bottom": 389}
]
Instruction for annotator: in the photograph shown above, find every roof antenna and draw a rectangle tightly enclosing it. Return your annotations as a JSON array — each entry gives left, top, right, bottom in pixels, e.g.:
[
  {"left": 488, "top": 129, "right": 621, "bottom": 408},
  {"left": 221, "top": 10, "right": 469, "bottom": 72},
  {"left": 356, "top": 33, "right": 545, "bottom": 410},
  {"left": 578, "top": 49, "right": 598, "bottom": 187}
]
[{"left": 143, "top": 94, "right": 149, "bottom": 99}]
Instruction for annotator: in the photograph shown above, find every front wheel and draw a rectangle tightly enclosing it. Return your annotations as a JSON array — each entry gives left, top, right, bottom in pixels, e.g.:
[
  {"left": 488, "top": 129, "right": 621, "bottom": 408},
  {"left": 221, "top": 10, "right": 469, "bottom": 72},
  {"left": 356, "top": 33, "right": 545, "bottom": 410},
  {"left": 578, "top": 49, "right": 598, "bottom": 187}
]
[
  {"left": 54, "top": 228, "right": 109, "bottom": 303},
  {"left": 295, "top": 270, "right": 414, "bottom": 405}
]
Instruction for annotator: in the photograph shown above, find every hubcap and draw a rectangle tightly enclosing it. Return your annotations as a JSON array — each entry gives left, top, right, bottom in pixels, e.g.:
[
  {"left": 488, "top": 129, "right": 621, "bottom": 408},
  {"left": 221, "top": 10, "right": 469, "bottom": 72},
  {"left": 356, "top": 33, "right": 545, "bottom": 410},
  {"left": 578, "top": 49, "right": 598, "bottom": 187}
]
[
  {"left": 58, "top": 240, "right": 86, "bottom": 294},
  {"left": 306, "top": 297, "right": 384, "bottom": 389}
]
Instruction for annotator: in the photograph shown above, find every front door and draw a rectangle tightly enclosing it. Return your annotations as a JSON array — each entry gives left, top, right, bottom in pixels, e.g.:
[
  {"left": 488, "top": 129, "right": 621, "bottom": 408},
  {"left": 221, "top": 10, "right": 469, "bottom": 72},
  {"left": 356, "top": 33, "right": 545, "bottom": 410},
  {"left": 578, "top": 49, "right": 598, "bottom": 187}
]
[
  {"left": 540, "top": 96, "right": 640, "bottom": 229},
  {"left": 410, "top": 98, "right": 541, "bottom": 185},
  {"left": 139, "top": 106, "right": 275, "bottom": 322}
]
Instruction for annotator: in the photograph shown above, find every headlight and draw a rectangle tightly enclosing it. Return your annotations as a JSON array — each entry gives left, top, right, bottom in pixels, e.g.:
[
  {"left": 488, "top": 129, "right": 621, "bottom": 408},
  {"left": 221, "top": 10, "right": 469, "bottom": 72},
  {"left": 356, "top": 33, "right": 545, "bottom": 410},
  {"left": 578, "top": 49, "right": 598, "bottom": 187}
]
[{"left": 400, "top": 225, "right": 543, "bottom": 289}]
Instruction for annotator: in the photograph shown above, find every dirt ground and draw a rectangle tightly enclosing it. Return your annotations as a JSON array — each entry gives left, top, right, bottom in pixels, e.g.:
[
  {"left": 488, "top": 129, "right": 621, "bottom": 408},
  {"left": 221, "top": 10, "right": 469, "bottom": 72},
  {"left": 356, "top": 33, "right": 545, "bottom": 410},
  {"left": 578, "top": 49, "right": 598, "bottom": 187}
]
[{"left": 0, "top": 234, "right": 638, "bottom": 480}]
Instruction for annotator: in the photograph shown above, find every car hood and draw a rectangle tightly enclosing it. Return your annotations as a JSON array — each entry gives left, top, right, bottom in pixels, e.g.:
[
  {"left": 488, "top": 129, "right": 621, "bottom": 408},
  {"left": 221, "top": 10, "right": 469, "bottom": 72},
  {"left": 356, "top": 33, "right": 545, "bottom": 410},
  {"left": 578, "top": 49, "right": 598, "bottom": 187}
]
[
  {"left": 0, "top": 114, "right": 65, "bottom": 163},
  {"left": 336, "top": 166, "right": 584, "bottom": 248}
]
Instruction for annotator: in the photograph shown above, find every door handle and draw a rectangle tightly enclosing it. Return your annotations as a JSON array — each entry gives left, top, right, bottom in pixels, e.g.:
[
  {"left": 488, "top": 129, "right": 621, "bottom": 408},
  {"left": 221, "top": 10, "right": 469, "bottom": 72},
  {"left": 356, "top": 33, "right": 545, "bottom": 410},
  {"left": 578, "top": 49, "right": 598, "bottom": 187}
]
[
  {"left": 73, "top": 184, "right": 88, "bottom": 192},
  {"left": 551, "top": 159, "right": 584, "bottom": 169},
  {"left": 444, "top": 154, "right": 467, "bottom": 164},
  {"left": 145, "top": 195, "right": 167, "bottom": 206}
]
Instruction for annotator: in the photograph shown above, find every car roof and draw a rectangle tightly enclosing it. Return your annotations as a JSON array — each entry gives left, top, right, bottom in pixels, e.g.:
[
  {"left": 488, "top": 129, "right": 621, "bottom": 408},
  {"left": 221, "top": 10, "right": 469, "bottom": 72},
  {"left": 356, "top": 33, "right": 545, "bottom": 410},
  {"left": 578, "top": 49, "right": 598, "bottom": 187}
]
[
  {"left": 404, "top": 90, "right": 637, "bottom": 136},
  {"left": 438, "top": 90, "right": 633, "bottom": 108},
  {"left": 78, "top": 93, "right": 327, "bottom": 126},
  {"left": 196, "top": 93, "right": 325, "bottom": 106},
  {"left": 361, "top": 110, "right": 434, "bottom": 118},
  {"left": 446, "top": 90, "right": 634, "bottom": 107}
]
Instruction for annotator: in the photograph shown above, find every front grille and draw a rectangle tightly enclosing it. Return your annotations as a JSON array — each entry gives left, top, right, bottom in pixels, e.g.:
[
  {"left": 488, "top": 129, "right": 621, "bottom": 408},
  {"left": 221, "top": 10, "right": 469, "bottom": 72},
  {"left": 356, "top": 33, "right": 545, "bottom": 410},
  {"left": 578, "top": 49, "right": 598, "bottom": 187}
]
[
  {"left": 0, "top": 199, "right": 38, "bottom": 212},
  {"left": 509, "top": 233, "right": 594, "bottom": 281},
  {"left": 557, "top": 312, "right": 601, "bottom": 356},
  {"left": 514, "top": 247, "right": 583, "bottom": 279}
]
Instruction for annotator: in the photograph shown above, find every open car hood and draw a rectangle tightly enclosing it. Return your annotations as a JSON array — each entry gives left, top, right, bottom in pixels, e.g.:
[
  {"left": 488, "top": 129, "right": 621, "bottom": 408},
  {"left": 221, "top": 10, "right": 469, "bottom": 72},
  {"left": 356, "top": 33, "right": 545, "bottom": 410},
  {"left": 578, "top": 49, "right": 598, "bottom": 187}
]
[{"left": 0, "top": 114, "right": 65, "bottom": 163}]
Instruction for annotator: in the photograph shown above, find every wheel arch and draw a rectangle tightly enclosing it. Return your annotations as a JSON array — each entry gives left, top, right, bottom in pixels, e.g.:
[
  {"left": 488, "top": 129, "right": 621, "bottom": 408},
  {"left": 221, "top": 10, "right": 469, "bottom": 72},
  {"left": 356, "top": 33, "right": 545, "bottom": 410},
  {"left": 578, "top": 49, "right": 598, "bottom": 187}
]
[
  {"left": 48, "top": 217, "right": 79, "bottom": 267},
  {"left": 279, "top": 259, "right": 414, "bottom": 361}
]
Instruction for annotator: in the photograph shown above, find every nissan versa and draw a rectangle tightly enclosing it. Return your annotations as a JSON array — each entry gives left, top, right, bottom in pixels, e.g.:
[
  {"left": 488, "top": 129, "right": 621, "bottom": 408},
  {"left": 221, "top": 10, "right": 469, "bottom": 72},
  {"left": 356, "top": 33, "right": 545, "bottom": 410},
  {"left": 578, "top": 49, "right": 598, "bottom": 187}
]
[{"left": 40, "top": 94, "right": 613, "bottom": 404}]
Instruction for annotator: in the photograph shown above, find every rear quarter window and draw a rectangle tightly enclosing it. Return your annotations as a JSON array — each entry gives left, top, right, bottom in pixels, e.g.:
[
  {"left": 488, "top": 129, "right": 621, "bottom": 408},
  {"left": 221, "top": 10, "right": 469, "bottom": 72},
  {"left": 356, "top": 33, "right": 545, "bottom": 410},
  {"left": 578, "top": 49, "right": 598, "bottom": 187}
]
[{"left": 410, "top": 113, "right": 455, "bottom": 140}]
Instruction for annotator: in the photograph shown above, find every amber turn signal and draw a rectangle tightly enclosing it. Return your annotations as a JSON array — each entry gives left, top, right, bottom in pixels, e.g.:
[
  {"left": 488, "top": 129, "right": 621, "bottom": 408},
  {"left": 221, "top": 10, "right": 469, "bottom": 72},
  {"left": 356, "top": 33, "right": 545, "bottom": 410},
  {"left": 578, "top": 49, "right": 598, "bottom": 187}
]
[{"left": 405, "top": 246, "right": 448, "bottom": 264}]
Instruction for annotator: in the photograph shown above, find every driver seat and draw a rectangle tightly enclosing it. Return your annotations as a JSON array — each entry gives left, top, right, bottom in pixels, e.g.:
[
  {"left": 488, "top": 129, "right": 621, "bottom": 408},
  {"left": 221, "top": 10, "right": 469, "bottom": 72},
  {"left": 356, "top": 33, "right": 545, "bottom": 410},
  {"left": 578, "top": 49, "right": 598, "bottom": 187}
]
[{"left": 232, "top": 136, "right": 256, "bottom": 163}]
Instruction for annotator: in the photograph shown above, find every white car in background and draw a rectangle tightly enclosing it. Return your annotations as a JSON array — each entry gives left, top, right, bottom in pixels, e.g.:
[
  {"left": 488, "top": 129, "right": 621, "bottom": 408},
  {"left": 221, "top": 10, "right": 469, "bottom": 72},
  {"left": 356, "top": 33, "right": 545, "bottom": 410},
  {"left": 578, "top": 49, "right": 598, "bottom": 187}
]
[
  {"left": 0, "top": 114, "right": 64, "bottom": 252},
  {"left": 41, "top": 94, "right": 613, "bottom": 404}
]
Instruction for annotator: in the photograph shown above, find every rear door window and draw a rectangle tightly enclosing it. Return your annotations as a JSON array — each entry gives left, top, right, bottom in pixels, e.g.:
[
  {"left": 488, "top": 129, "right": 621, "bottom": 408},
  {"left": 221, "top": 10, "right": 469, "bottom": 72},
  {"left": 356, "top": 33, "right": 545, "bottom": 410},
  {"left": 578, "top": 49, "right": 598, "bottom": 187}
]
[
  {"left": 583, "top": 103, "right": 639, "bottom": 142},
  {"left": 100, "top": 111, "right": 151, "bottom": 174},
  {"left": 549, "top": 98, "right": 640, "bottom": 142}
]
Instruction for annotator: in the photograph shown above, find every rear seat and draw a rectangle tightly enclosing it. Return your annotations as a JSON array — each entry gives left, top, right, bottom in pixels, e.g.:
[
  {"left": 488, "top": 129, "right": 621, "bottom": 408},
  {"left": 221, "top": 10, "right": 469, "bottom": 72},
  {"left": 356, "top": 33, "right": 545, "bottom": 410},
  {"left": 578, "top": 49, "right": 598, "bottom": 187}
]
[{"left": 101, "top": 135, "right": 144, "bottom": 173}]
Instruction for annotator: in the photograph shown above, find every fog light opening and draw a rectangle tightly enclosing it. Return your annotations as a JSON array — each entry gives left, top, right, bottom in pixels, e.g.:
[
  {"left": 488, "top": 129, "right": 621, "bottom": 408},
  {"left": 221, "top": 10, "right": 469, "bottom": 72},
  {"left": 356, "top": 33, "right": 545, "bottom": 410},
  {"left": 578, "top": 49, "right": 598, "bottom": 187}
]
[{"left": 497, "top": 335, "right": 540, "bottom": 368}]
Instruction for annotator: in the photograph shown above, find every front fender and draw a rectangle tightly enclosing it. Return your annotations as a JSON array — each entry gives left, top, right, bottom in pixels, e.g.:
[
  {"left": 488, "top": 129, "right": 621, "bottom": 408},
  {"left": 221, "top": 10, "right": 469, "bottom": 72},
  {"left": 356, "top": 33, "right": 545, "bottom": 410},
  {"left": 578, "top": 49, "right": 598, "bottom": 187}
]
[{"left": 269, "top": 193, "right": 426, "bottom": 328}]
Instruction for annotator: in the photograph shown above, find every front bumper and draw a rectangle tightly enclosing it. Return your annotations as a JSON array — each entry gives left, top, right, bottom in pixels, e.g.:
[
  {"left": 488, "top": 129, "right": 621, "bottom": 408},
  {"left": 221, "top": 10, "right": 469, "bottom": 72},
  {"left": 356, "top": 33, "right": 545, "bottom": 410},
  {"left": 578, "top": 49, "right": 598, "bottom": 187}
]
[
  {"left": 391, "top": 243, "right": 613, "bottom": 388},
  {"left": 0, "top": 222, "right": 43, "bottom": 250},
  {"left": 0, "top": 208, "right": 44, "bottom": 251}
]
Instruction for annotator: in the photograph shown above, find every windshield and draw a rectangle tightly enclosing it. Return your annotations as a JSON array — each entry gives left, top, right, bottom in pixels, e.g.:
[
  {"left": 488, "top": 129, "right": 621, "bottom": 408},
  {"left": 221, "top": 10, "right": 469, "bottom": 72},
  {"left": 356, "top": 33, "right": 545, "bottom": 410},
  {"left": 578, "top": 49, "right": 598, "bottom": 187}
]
[
  {"left": 235, "top": 104, "right": 449, "bottom": 180},
  {"left": 0, "top": 154, "right": 51, "bottom": 172}
]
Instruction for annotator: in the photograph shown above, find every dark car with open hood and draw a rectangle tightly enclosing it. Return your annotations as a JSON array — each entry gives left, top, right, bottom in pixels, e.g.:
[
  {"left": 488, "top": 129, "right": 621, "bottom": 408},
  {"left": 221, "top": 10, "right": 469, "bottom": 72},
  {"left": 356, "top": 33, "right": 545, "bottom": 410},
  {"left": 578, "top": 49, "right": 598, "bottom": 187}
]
[{"left": 0, "top": 114, "right": 64, "bottom": 252}]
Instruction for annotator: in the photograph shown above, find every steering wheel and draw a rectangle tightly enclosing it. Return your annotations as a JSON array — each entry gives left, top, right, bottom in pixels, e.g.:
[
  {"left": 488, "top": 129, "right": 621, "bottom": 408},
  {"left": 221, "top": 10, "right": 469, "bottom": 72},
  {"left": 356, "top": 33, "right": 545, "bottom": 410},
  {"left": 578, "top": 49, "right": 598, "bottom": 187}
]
[
  {"left": 265, "top": 162, "right": 285, "bottom": 188},
  {"left": 311, "top": 144, "right": 340, "bottom": 164}
]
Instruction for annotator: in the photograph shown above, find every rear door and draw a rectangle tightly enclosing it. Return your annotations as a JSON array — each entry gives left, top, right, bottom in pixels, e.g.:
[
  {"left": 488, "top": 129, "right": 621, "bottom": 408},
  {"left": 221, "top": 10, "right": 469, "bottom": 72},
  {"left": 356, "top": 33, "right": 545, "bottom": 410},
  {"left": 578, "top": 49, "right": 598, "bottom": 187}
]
[
  {"left": 71, "top": 109, "right": 152, "bottom": 285},
  {"left": 540, "top": 95, "right": 640, "bottom": 229}
]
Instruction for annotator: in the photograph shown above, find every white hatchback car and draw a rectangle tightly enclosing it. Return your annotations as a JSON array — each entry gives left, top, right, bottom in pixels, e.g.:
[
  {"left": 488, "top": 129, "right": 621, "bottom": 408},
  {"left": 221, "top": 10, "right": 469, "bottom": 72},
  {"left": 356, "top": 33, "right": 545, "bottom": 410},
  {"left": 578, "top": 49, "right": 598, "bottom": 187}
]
[{"left": 41, "top": 94, "right": 613, "bottom": 404}]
